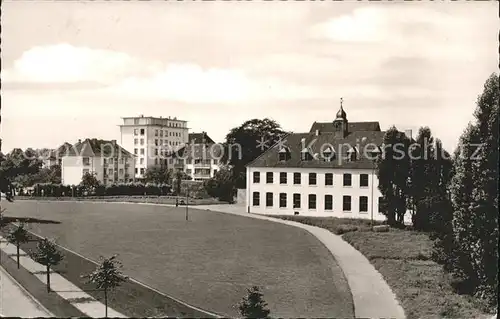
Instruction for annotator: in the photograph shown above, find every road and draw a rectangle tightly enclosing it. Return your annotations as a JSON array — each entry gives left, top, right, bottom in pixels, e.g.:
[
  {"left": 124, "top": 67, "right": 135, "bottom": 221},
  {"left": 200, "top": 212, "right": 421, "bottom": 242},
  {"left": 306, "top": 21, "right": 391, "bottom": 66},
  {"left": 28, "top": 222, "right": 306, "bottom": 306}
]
[{"left": 0, "top": 266, "right": 52, "bottom": 317}]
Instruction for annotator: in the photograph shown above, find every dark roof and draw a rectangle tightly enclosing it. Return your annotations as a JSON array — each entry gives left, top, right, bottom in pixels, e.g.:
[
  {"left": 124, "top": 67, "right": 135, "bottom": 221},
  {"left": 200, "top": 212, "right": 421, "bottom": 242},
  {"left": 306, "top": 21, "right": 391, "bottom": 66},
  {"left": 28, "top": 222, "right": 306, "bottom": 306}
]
[
  {"left": 188, "top": 132, "right": 214, "bottom": 144},
  {"left": 310, "top": 121, "right": 381, "bottom": 133},
  {"left": 248, "top": 122, "right": 386, "bottom": 169},
  {"left": 66, "top": 139, "right": 134, "bottom": 158},
  {"left": 175, "top": 143, "right": 223, "bottom": 160}
]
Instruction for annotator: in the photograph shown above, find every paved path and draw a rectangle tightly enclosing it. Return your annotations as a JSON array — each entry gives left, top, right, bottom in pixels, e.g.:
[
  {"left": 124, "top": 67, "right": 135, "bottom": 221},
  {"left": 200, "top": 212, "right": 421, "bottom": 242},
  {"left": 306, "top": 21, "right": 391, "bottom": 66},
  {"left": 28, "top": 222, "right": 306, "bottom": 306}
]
[
  {"left": 0, "top": 237, "right": 126, "bottom": 318},
  {"left": 196, "top": 204, "right": 406, "bottom": 319},
  {"left": 0, "top": 266, "right": 52, "bottom": 317}
]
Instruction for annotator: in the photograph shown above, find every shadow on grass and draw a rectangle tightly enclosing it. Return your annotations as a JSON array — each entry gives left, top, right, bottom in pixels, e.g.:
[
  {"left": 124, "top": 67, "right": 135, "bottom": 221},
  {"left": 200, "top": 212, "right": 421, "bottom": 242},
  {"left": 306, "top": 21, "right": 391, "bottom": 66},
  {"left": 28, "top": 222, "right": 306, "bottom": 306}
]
[
  {"left": 32, "top": 270, "right": 67, "bottom": 275},
  {"left": 66, "top": 297, "right": 95, "bottom": 304},
  {"left": 1, "top": 216, "right": 61, "bottom": 225}
]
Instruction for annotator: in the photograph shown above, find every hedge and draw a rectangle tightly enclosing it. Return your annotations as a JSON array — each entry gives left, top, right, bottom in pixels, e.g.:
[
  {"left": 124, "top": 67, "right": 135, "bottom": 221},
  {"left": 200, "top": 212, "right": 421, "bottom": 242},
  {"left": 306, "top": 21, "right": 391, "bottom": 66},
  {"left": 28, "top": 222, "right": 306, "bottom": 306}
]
[{"left": 24, "top": 183, "right": 173, "bottom": 197}]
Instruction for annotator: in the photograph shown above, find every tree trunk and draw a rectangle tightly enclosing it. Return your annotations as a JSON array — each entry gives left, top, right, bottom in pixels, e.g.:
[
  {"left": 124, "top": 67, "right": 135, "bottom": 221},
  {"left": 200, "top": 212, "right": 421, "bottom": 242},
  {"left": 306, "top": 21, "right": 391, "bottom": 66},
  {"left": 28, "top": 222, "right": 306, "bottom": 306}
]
[
  {"left": 46, "top": 264, "right": 51, "bottom": 293},
  {"left": 104, "top": 287, "right": 108, "bottom": 318},
  {"left": 16, "top": 243, "right": 20, "bottom": 269}
]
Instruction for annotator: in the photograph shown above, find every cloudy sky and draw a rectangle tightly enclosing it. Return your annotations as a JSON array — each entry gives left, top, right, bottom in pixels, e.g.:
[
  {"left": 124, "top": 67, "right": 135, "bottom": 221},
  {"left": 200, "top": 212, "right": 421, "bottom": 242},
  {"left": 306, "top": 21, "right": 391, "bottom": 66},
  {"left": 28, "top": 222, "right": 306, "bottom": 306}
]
[{"left": 1, "top": 1, "right": 497, "bottom": 153}]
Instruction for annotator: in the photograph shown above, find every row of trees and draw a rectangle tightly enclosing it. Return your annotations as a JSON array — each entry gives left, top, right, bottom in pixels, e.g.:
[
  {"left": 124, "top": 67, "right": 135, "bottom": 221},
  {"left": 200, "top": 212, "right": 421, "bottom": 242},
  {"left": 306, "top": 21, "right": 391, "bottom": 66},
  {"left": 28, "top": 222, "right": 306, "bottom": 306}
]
[
  {"left": 376, "top": 126, "right": 453, "bottom": 230},
  {"left": 0, "top": 212, "right": 127, "bottom": 317},
  {"left": 376, "top": 73, "right": 498, "bottom": 307},
  {"left": 1, "top": 211, "right": 271, "bottom": 318}
]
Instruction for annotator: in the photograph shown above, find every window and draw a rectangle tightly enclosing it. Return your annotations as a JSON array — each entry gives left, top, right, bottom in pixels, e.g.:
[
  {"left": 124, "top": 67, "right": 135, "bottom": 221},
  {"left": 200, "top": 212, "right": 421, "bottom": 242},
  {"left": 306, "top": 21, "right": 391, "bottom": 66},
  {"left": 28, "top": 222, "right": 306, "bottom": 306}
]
[
  {"left": 140, "top": 139, "right": 144, "bottom": 145},
  {"left": 155, "top": 130, "right": 159, "bottom": 137},
  {"left": 253, "top": 192, "right": 260, "bottom": 206},
  {"left": 280, "top": 172, "right": 287, "bottom": 184},
  {"left": 119, "top": 168, "right": 124, "bottom": 175},
  {"left": 140, "top": 129, "right": 145, "bottom": 135},
  {"left": 293, "top": 173, "right": 301, "bottom": 185},
  {"left": 293, "top": 193, "right": 301, "bottom": 209},
  {"left": 140, "top": 158, "right": 144, "bottom": 165},
  {"left": 134, "top": 129, "right": 138, "bottom": 136},
  {"left": 253, "top": 172, "right": 260, "bottom": 183},
  {"left": 309, "top": 173, "right": 317, "bottom": 185},
  {"left": 186, "top": 159, "right": 192, "bottom": 164},
  {"left": 213, "top": 159, "right": 218, "bottom": 164},
  {"left": 169, "top": 158, "right": 173, "bottom": 164},
  {"left": 325, "top": 173, "right": 333, "bottom": 186},
  {"left": 155, "top": 149, "right": 158, "bottom": 156},
  {"left": 301, "top": 150, "right": 313, "bottom": 161},
  {"left": 266, "top": 172, "right": 273, "bottom": 184},
  {"left": 360, "top": 174, "right": 369, "bottom": 187},
  {"left": 103, "top": 158, "right": 107, "bottom": 165},
  {"left": 279, "top": 193, "right": 287, "bottom": 208},
  {"left": 279, "top": 152, "right": 287, "bottom": 161},
  {"left": 343, "top": 173, "right": 352, "bottom": 186},
  {"left": 308, "top": 194, "right": 316, "bottom": 209},
  {"left": 82, "top": 169, "right": 90, "bottom": 175},
  {"left": 108, "top": 169, "right": 113, "bottom": 175},
  {"left": 359, "top": 196, "right": 368, "bottom": 212},
  {"left": 325, "top": 195, "right": 333, "bottom": 210},
  {"left": 140, "top": 168, "right": 145, "bottom": 175},
  {"left": 155, "top": 139, "right": 159, "bottom": 146},
  {"left": 266, "top": 192, "right": 273, "bottom": 207},
  {"left": 160, "top": 130, "right": 163, "bottom": 137},
  {"left": 186, "top": 169, "right": 192, "bottom": 174},
  {"left": 343, "top": 196, "right": 351, "bottom": 211},
  {"left": 155, "top": 158, "right": 158, "bottom": 165},
  {"left": 134, "top": 138, "right": 138, "bottom": 145},
  {"left": 140, "top": 149, "right": 145, "bottom": 155},
  {"left": 82, "top": 157, "right": 90, "bottom": 166},
  {"left": 135, "top": 168, "right": 138, "bottom": 174},
  {"left": 378, "top": 197, "right": 384, "bottom": 213},
  {"left": 134, "top": 119, "right": 139, "bottom": 125}
]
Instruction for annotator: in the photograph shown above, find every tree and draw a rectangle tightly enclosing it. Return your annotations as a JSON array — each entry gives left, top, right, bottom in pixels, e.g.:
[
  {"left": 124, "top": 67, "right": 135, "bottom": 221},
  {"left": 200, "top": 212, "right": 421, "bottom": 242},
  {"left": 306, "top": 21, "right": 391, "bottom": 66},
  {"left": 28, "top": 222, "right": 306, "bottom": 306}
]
[
  {"left": 30, "top": 238, "right": 64, "bottom": 293},
  {"left": 84, "top": 255, "right": 128, "bottom": 318},
  {"left": 238, "top": 286, "right": 271, "bottom": 319},
  {"left": 204, "top": 166, "right": 236, "bottom": 202},
  {"left": 376, "top": 126, "right": 412, "bottom": 227},
  {"left": 143, "top": 167, "right": 172, "bottom": 185},
  {"left": 6, "top": 222, "right": 30, "bottom": 269},
  {"left": 443, "top": 73, "right": 499, "bottom": 307},
  {"left": 80, "top": 172, "right": 100, "bottom": 195},
  {"left": 221, "top": 119, "right": 286, "bottom": 188}
]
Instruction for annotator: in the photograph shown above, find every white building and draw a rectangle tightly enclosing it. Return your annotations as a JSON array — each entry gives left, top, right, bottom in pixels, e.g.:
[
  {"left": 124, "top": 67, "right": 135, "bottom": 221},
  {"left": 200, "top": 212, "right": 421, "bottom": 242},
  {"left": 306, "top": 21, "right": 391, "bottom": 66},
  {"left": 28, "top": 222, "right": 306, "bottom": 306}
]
[
  {"left": 61, "top": 138, "right": 135, "bottom": 186},
  {"left": 174, "top": 132, "right": 222, "bottom": 181},
  {"left": 246, "top": 103, "right": 412, "bottom": 221},
  {"left": 40, "top": 143, "right": 72, "bottom": 168},
  {"left": 119, "top": 115, "right": 189, "bottom": 179}
]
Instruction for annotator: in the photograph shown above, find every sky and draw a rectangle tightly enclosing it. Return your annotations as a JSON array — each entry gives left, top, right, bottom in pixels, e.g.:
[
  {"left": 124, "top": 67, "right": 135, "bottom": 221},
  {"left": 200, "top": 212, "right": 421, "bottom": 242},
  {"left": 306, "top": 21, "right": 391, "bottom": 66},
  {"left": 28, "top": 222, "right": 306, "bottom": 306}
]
[{"left": 1, "top": 1, "right": 497, "bottom": 153}]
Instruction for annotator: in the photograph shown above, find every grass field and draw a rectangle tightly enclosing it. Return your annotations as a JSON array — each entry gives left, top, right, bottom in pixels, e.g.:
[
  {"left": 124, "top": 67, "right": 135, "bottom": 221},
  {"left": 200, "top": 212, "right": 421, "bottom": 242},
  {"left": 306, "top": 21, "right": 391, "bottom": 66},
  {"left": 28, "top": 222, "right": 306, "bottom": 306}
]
[
  {"left": 2, "top": 200, "right": 354, "bottom": 318},
  {"left": 273, "top": 216, "right": 492, "bottom": 319}
]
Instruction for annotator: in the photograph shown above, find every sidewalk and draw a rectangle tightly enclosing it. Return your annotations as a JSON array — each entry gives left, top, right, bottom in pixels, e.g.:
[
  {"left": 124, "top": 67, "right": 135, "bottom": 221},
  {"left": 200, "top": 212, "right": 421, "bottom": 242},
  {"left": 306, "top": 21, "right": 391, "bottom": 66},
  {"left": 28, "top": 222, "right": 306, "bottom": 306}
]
[
  {"left": 0, "top": 236, "right": 126, "bottom": 318},
  {"left": 0, "top": 265, "right": 52, "bottom": 317},
  {"left": 195, "top": 204, "right": 406, "bottom": 319}
]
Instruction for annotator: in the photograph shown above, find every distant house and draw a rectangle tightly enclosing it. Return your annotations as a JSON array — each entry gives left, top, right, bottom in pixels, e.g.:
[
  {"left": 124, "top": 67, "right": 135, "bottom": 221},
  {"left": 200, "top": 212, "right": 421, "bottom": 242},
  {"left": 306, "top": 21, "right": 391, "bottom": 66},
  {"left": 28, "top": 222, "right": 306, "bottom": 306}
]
[
  {"left": 246, "top": 102, "right": 413, "bottom": 220},
  {"left": 40, "top": 142, "right": 72, "bottom": 168},
  {"left": 61, "top": 138, "right": 135, "bottom": 186},
  {"left": 174, "top": 132, "right": 221, "bottom": 181}
]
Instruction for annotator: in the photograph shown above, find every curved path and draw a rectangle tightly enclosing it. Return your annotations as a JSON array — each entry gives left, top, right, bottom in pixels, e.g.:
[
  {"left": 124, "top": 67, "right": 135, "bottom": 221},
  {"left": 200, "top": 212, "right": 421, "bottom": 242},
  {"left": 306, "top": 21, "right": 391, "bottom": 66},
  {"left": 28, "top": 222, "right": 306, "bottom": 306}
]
[
  {"left": 196, "top": 204, "right": 406, "bottom": 319},
  {"left": 3, "top": 200, "right": 354, "bottom": 318}
]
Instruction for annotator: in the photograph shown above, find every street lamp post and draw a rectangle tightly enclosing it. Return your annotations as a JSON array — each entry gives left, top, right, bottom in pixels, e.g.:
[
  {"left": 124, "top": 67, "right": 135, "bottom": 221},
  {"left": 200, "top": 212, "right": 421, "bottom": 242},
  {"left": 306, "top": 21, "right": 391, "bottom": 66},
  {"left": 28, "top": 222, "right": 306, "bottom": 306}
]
[{"left": 185, "top": 187, "right": 189, "bottom": 221}]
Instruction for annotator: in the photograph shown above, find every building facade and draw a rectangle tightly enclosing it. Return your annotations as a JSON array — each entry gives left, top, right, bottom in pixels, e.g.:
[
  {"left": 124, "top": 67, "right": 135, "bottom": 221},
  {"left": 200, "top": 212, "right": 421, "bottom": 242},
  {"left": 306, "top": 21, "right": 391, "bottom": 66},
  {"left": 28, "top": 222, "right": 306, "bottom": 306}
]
[
  {"left": 174, "top": 132, "right": 221, "bottom": 181},
  {"left": 61, "top": 138, "right": 135, "bottom": 186},
  {"left": 119, "top": 115, "right": 189, "bottom": 179},
  {"left": 246, "top": 103, "right": 411, "bottom": 221}
]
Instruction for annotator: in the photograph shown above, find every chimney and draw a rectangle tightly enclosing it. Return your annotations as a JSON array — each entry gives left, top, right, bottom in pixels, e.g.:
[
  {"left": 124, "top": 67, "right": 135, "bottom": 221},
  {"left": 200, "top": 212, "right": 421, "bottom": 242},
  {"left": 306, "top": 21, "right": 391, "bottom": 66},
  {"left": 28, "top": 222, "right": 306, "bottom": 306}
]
[
  {"left": 404, "top": 129, "right": 412, "bottom": 139},
  {"left": 78, "top": 139, "right": 81, "bottom": 143},
  {"left": 301, "top": 137, "right": 306, "bottom": 145},
  {"left": 202, "top": 131, "right": 206, "bottom": 144},
  {"left": 315, "top": 129, "right": 319, "bottom": 136},
  {"left": 111, "top": 139, "right": 117, "bottom": 145}
]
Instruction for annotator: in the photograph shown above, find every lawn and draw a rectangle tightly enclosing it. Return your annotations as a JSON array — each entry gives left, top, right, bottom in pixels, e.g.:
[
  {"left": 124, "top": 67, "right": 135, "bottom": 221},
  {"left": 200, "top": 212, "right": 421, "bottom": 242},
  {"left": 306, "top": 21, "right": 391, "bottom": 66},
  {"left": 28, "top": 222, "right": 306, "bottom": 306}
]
[
  {"left": 2, "top": 200, "right": 354, "bottom": 318},
  {"left": 272, "top": 216, "right": 492, "bottom": 319}
]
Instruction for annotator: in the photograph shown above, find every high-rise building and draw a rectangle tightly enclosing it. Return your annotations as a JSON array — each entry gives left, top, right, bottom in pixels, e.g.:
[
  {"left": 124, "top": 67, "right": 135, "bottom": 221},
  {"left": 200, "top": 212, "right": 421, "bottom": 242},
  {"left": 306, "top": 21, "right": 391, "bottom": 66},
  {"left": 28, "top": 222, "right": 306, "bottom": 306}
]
[{"left": 119, "top": 115, "right": 189, "bottom": 179}]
